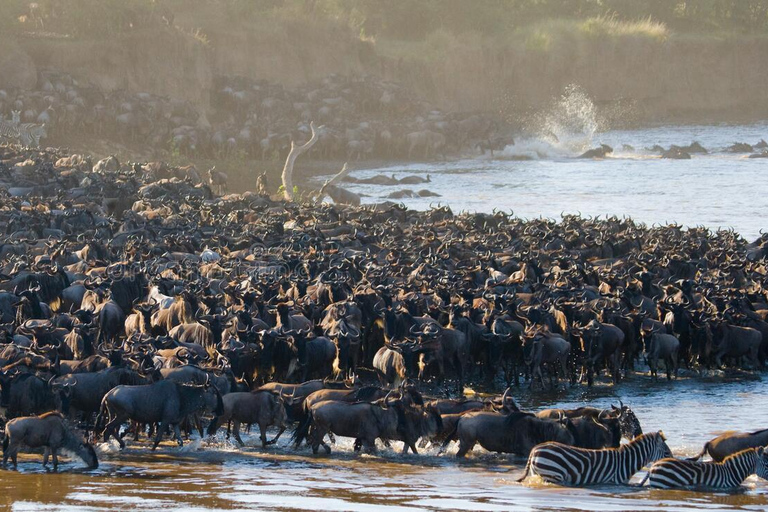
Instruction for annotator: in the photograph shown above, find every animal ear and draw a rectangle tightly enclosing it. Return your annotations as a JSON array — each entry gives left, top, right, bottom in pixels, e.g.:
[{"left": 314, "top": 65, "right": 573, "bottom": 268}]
[
  {"left": 758, "top": 446, "right": 765, "bottom": 456},
  {"left": 658, "top": 430, "right": 666, "bottom": 441}
]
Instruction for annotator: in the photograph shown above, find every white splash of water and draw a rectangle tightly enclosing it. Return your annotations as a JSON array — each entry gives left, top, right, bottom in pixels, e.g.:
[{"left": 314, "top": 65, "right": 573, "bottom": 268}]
[
  {"left": 500, "top": 84, "right": 602, "bottom": 159},
  {"left": 95, "top": 439, "right": 122, "bottom": 456}
]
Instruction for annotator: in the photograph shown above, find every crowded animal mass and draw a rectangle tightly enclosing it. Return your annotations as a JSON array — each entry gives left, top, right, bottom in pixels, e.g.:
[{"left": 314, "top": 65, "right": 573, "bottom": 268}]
[{"left": 0, "top": 141, "right": 766, "bottom": 495}]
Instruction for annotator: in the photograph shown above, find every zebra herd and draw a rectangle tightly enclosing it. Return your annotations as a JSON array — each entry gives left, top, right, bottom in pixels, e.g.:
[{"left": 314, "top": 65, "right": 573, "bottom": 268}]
[
  {"left": 0, "top": 110, "right": 47, "bottom": 147},
  {"left": 518, "top": 432, "right": 768, "bottom": 490}
]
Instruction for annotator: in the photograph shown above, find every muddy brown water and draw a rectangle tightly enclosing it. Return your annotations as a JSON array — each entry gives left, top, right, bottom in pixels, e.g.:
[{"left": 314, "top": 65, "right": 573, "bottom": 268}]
[{"left": 2, "top": 372, "right": 768, "bottom": 511}]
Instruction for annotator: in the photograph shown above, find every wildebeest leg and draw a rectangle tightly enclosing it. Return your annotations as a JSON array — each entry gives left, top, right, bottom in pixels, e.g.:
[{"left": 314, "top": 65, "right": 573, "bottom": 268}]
[
  {"left": 258, "top": 421, "right": 269, "bottom": 447},
  {"left": 152, "top": 421, "right": 168, "bottom": 450},
  {"left": 6, "top": 441, "right": 19, "bottom": 468},
  {"left": 353, "top": 439, "right": 362, "bottom": 452},
  {"left": 267, "top": 426, "right": 285, "bottom": 445},
  {"left": 456, "top": 438, "right": 474, "bottom": 458},
  {"left": 173, "top": 424, "right": 184, "bottom": 447},
  {"left": 104, "top": 416, "right": 127, "bottom": 449},
  {"left": 43, "top": 447, "right": 50, "bottom": 467},
  {"left": 51, "top": 448, "right": 58, "bottom": 471},
  {"left": 362, "top": 437, "right": 376, "bottom": 454},
  {"left": 233, "top": 420, "right": 245, "bottom": 446}
]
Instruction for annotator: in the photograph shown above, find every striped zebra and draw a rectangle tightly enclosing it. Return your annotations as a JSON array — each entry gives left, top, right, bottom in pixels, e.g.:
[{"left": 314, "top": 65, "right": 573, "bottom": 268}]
[
  {"left": 517, "top": 431, "right": 671, "bottom": 486},
  {"left": 0, "top": 110, "right": 22, "bottom": 142},
  {"left": 643, "top": 446, "right": 768, "bottom": 489},
  {"left": 17, "top": 123, "right": 47, "bottom": 147}
]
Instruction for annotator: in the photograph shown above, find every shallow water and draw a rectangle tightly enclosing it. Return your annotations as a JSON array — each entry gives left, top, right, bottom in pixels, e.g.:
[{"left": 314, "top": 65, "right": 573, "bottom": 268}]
[
  {"left": 330, "top": 123, "right": 768, "bottom": 241},
  {"left": 3, "top": 373, "right": 768, "bottom": 511}
]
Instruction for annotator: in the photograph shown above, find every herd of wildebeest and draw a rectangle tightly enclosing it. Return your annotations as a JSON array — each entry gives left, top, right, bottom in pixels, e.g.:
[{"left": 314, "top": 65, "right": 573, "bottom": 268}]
[
  {"left": 0, "top": 71, "right": 510, "bottom": 160},
  {"left": 1, "top": 142, "right": 768, "bottom": 490}
]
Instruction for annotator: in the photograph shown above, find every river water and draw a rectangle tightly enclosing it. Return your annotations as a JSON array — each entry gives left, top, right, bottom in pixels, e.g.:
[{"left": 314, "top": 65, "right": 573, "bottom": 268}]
[
  {"left": 3, "top": 373, "right": 768, "bottom": 511},
  {"left": 332, "top": 122, "right": 768, "bottom": 242}
]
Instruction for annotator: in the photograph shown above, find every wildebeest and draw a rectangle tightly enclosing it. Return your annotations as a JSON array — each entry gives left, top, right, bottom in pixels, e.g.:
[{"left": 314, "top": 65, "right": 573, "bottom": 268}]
[
  {"left": 642, "top": 328, "right": 680, "bottom": 380},
  {"left": 305, "top": 393, "right": 431, "bottom": 455},
  {"left": 449, "top": 411, "right": 574, "bottom": 457},
  {"left": 689, "top": 428, "right": 768, "bottom": 463},
  {"left": 207, "top": 390, "right": 289, "bottom": 447},
  {"left": 3, "top": 411, "right": 98, "bottom": 470},
  {"left": 1, "top": 373, "right": 72, "bottom": 419},
  {"left": 97, "top": 378, "right": 223, "bottom": 449}
]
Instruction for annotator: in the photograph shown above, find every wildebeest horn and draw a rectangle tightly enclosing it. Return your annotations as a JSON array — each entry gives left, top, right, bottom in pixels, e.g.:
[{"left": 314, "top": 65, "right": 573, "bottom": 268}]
[{"left": 501, "top": 386, "right": 511, "bottom": 407}]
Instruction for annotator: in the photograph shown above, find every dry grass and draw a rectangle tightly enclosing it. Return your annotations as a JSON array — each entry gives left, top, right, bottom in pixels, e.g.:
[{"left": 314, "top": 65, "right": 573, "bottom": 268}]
[
  {"left": 375, "top": 14, "right": 669, "bottom": 64},
  {"left": 579, "top": 14, "right": 669, "bottom": 42}
]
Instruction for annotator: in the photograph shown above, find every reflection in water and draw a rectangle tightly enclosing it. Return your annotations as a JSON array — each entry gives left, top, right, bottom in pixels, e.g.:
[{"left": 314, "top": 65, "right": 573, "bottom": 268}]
[{"left": 2, "top": 375, "right": 768, "bottom": 510}]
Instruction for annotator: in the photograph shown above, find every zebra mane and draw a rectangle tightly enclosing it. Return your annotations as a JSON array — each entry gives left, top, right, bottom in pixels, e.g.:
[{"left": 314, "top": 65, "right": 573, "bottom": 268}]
[
  {"left": 721, "top": 447, "right": 759, "bottom": 463},
  {"left": 614, "top": 431, "right": 661, "bottom": 452}
]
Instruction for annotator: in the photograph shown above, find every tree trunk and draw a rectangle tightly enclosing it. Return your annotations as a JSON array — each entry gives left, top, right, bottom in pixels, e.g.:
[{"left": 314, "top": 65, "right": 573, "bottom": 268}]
[
  {"left": 280, "top": 122, "right": 321, "bottom": 201},
  {"left": 314, "top": 162, "right": 350, "bottom": 202}
]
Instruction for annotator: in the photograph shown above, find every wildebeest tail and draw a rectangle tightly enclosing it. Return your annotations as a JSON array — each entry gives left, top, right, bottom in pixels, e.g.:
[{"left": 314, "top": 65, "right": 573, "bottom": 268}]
[
  {"left": 440, "top": 422, "right": 460, "bottom": 450},
  {"left": 291, "top": 408, "right": 313, "bottom": 448},
  {"left": 686, "top": 441, "right": 709, "bottom": 461},
  {"left": 94, "top": 394, "right": 111, "bottom": 434}
]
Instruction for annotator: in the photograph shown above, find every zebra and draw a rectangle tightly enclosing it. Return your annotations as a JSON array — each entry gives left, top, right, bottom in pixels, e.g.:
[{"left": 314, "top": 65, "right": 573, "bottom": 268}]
[
  {"left": 0, "top": 110, "right": 22, "bottom": 142},
  {"left": 642, "top": 446, "right": 768, "bottom": 489},
  {"left": 517, "top": 431, "right": 671, "bottom": 486},
  {"left": 17, "top": 123, "right": 47, "bottom": 147}
]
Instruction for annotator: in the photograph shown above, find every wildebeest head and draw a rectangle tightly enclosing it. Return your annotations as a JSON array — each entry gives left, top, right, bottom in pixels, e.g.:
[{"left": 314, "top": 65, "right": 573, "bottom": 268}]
[{"left": 610, "top": 401, "right": 642, "bottom": 439}]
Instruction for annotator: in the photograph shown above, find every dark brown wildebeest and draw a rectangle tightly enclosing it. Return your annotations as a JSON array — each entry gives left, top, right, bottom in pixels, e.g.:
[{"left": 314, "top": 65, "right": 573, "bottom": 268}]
[
  {"left": 449, "top": 411, "right": 574, "bottom": 458},
  {"left": 206, "top": 391, "right": 289, "bottom": 447},
  {"left": 3, "top": 411, "right": 98, "bottom": 470}
]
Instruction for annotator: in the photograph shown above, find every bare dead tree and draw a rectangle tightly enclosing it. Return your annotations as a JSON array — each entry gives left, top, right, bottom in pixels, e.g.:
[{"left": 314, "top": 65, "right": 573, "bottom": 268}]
[
  {"left": 314, "top": 162, "right": 350, "bottom": 202},
  {"left": 280, "top": 122, "right": 322, "bottom": 201}
]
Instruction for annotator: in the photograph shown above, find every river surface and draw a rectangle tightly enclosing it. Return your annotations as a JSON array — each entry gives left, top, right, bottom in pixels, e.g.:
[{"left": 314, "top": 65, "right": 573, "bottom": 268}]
[
  {"left": 3, "top": 373, "right": 768, "bottom": 511},
  {"left": 329, "top": 122, "right": 768, "bottom": 241}
]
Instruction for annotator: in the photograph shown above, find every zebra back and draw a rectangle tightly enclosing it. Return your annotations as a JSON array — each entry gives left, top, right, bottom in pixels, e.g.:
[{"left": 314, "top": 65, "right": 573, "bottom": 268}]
[
  {"left": 18, "top": 123, "right": 46, "bottom": 147},
  {"left": 0, "top": 119, "right": 20, "bottom": 141},
  {"left": 648, "top": 446, "right": 768, "bottom": 489},
  {"left": 521, "top": 431, "right": 671, "bottom": 486}
]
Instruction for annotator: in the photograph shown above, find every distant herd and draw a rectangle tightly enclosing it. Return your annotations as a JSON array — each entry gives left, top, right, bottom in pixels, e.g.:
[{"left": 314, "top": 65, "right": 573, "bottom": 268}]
[{"left": 0, "top": 142, "right": 766, "bottom": 492}]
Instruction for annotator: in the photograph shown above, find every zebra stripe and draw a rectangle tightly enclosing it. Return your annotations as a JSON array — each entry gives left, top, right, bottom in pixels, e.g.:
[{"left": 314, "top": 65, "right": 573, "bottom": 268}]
[
  {"left": 519, "top": 431, "right": 671, "bottom": 486},
  {"left": 17, "top": 123, "right": 46, "bottom": 147},
  {"left": 647, "top": 447, "right": 768, "bottom": 489},
  {"left": 0, "top": 120, "right": 20, "bottom": 141}
]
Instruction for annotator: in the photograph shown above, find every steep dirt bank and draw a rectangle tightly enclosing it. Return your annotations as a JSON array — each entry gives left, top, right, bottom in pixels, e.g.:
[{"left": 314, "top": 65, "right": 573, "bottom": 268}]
[{"left": 6, "top": 26, "right": 768, "bottom": 126}]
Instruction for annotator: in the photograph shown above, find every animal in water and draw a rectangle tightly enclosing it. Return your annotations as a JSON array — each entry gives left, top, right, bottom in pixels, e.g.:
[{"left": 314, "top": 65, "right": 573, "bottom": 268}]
[
  {"left": 517, "top": 431, "right": 671, "bottom": 486},
  {"left": 688, "top": 428, "right": 768, "bottom": 462},
  {"left": 644, "top": 447, "right": 768, "bottom": 489},
  {"left": 578, "top": 144, "right": 613, "bottom": 159},
  {"left": 2, "top": 411, "right": 98, "bottom": 470}
]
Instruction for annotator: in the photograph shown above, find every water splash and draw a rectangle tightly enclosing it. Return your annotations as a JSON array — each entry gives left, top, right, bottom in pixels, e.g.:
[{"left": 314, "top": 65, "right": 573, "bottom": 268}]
[
  {"left": 539, "top": 84, "right": 601, "bottom": 152},
  {"left": 500, "top": 84, "right": 603, "bottom": 159}
]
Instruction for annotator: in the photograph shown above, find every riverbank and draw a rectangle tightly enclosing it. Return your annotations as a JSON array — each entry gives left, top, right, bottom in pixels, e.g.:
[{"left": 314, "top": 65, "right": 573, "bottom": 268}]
[{"left": 3, "top": 15, "right": 768, "bottom": 127}]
